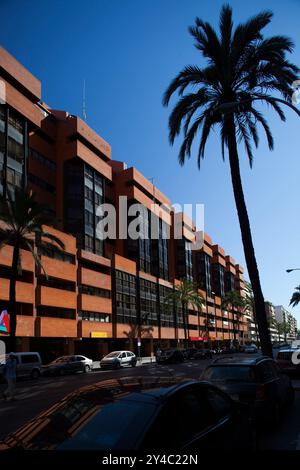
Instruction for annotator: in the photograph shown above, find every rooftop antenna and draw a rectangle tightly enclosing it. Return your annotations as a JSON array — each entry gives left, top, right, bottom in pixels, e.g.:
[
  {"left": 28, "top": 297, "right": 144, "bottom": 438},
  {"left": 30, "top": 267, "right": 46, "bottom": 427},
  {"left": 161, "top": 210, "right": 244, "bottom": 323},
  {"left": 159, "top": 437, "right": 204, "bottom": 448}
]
[
  {"left": 149, "top": 177, "right": 156, "bottom": 202},
  {"left": 82, "top": 79, "right": 87, "bottom": 121}
]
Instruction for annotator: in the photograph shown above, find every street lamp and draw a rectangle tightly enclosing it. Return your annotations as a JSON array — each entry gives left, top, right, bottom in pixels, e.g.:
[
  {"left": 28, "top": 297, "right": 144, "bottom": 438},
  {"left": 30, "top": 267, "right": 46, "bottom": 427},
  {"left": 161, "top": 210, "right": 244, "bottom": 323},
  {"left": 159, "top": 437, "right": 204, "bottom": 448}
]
[{"left": 286, "top": 268, "right": 300, "bottom": 273}]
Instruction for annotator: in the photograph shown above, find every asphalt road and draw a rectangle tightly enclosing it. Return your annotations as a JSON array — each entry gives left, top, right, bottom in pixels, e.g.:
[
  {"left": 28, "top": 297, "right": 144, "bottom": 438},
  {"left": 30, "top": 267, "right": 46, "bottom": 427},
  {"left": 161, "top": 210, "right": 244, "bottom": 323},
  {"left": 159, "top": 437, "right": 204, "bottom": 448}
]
[{"left": 0, "top": 355, "right": 299, "bottom": 449}]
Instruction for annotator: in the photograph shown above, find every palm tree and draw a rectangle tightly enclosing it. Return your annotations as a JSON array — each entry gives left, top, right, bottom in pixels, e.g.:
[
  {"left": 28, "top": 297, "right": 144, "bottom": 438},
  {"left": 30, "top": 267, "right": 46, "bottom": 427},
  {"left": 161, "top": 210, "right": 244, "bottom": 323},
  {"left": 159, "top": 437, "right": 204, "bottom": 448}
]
[
  {"left": 270, "top": 318, "right": 290, "bottom": 342},
  {"left": 290, "top": 286, "right": 300, "bottom": 308},
  {"left": 166, "top": 278, "right": 205, "bottom": 346},
  {"left": 163, "top": 5, "right": 299, "bottom": 357},
  {"left": 221, "top": 290, "right": 246, "bottom": 342},
  {"left": 0, "top": 188, "right": 65, "bottom": 351}
]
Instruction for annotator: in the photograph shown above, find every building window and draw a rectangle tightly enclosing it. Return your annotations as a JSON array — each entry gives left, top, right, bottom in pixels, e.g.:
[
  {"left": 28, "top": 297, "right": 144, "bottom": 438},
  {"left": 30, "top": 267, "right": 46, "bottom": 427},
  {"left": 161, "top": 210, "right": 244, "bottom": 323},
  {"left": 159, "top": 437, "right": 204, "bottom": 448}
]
[
  {"left": 196, "top": 252, "right": 211, "bottom": 297},
  {"left": 38, "top": 276, "right": 76, "bottom": 292},
  {"left": 79, "top": 284, "right": 111, "bottom": 298},
  {"left": 37, "top": 306, "right": 75, "bottom": 319},
  {"left": 139, "top": 278, "right": 158, "bottom": 326},
  {"left": 28, "top": 173, "right": 55, "bottom": 193},
  {"left": 176, "top": 239, "right": 193, "bottom": 281},
  {"left": 115, "top": 270, "right": 137, "bottom": 324},
  {"left": 225, "top": 271, "right": 235, "bottom": 292},
  {"left": 0, "top": 107, "right": 26, "bottom": 196},
  {"left": 78, "top": 311, "right": 110, "bottom": 322},
  {"left": 29, "top": 148, "right": 56, "bottom": 171},
  {"left": 159, "top": 285, "right": 174, "bottom": 328},
  {"left": 38, "top": 245, "right": 75, "bottom": 264},
  {"left": 211, "top": 264, "right": 225, "bottom": 298}
]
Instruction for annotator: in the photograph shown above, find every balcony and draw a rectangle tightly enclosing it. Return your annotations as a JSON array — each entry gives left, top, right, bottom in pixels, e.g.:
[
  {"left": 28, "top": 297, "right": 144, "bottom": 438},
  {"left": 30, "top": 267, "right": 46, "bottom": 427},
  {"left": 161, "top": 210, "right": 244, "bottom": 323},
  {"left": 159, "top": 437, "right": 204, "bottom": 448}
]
[
  {"left": 160, "top": 326, "right": 176, "bottom": 339},
  {"left": 188, "top": 315, "right": 199, "bottom": 326},
  {"left": 38, "top": 286, "right": 77, "bottom": 309},
  {"left": 41, "top": 256, "right": 76, "bottom": 282},
  {"left": 36, "top": 317, "right": 77, "bottom": 338},
  {"left": 0, "top": 246, "right": 34, "bottom": 271},
  {"left": 78, "top": 294, "right": 112, "bottom": 314},
  {"left": 79, "top": 267, "right": 111, "bottom": 290},
  {"left": 0, "top": 279, "right": 34, "bottom": 304},
  {"left": 16, "top": 315, "right": 35, "bottom": 336}
]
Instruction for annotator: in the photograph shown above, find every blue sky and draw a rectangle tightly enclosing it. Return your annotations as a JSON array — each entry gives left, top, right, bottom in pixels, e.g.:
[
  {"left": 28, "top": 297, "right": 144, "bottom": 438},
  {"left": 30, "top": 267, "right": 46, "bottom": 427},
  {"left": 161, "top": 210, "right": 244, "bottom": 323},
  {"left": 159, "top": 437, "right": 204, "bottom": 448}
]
[{"left": 1, "top": 0, "right": 300, "bottom": 324}]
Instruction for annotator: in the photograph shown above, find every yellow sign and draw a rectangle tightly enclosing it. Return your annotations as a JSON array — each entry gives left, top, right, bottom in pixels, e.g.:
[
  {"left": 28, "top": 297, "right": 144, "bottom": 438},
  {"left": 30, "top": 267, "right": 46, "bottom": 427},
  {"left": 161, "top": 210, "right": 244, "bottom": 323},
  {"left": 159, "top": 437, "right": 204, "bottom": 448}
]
[{"left": 91, "top": 332, "right": 108, "bottom": 338}]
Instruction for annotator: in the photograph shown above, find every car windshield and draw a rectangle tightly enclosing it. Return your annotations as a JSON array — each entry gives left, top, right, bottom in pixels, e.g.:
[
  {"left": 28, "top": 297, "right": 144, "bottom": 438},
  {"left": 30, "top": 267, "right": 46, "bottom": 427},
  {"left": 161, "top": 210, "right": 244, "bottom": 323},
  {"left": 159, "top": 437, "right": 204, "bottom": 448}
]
[
  {"left": 203, "top": 366, "right": 256, "bottom": 382},
  {"left": 105, "top": 352, "right": 120, "bottom": 358}
]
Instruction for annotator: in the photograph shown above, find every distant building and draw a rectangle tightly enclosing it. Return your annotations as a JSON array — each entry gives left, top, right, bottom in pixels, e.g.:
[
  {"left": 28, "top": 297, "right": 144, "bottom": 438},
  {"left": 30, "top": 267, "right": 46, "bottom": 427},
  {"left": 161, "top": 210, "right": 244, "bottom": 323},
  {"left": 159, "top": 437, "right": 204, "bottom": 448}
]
[{"left": 274, "top": 306, "right": 297, "bottom": 341}]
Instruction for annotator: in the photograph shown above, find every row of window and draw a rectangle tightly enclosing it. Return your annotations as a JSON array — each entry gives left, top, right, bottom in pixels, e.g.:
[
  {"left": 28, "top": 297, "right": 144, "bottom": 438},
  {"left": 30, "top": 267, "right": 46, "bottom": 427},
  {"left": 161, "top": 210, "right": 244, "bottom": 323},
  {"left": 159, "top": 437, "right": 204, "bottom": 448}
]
[
  {"left": 28, "top": 173, "right": 55, "bottom": 194},
  {"left": 78, "top": 311, "right": 110, "bottom": 322},
  {"left": 79, "top": 284, "right": 111, "bottom": 298},
  {"left": 38, "top": 245, "right": 75, "bottom": 264},
  {"left": 29, "top": 148, "right": 56, "bottom": 172}
]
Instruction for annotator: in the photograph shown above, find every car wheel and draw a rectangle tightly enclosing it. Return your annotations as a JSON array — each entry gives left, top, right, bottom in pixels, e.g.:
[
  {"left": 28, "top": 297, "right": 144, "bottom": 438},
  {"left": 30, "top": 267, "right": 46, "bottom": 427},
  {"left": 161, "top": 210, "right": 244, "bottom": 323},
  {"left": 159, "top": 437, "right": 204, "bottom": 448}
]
[
  {"left": 131, "top": 361, "right": 136, "bottom": 368},
  {"left": 30, "top": 369, "right": 40, "bottom": 380},
  {"left": 115, "top": 361, "right": 121, "bottom": 369},
  {"left": 59, "top": 369, "right": 65, "bottom": 376},
  {"left": 84, "top": 364, "right": 91, "bottom": 373}
]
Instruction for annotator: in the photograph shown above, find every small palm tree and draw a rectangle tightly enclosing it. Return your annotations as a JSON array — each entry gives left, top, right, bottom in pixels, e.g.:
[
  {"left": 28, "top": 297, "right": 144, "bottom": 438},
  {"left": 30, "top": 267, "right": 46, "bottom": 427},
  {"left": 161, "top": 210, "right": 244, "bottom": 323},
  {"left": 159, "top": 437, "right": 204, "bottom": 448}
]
[
  {"left": 0, "top": 188, "right": 65, "bottom": 351},
  {"left": 221, "top": 290, "right": 246, "bottom": 342},
  {"left": 166, "top": 278, "right": 205, "bottom": 345},
  {"left": 290, "top": 286, "right": 300, "bottom": 308},
  {"left": 270, "top": 318, "right": 290, "bottom": 342},
  {"left": 163, "top": 5, "right": 300, "bottom": 357}
]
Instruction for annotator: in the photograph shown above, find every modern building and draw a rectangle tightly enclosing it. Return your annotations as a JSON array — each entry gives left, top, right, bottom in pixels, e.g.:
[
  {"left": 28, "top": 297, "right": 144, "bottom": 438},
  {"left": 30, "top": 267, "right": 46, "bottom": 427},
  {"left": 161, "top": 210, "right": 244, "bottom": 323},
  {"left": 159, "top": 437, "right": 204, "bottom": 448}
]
[
  {"left": 0, "top": 47, "right": 248, "bottom": 361},
  {"left": 274, "top": 305, "right": 298, "bottom": 341}
]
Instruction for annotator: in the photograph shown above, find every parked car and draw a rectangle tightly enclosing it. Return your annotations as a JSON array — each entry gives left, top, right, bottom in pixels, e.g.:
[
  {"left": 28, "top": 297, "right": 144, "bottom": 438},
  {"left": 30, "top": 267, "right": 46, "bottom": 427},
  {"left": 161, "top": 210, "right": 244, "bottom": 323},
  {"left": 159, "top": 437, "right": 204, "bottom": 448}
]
[
  {"left": 272, "top": 343, "right": 291, "bottom": 359},
  {"left": 276, "top": 348, "right": 300, "bottom": 378},
  {"left": 184, "top": 348, "right": 198, "bottom": 359},
  {"left": 0, "top": 377, "right": 255, "bottom": 450},
  {"left": 100, "top": 351, "right": 137, "bottom": 369},
  {"left": 193, "top": 348, "right": 213, "bottom": 360},
  {"left": 201, "top": 356, "right": 294, "bottom": 423},
  {"left": 243, "top": 345, "right": 258, "bottom": 354},
  {"left": 156, "top": 348, "right": 185, "bottom": 364},
  {"left": 221, "top": 347, "right": 238, "bottom": 354},
  {"left": 0, "top": 352, "right": 42, "bottom": 381},
  {"left": 43, "top": 355, "right": 93, "bottom": 376}
]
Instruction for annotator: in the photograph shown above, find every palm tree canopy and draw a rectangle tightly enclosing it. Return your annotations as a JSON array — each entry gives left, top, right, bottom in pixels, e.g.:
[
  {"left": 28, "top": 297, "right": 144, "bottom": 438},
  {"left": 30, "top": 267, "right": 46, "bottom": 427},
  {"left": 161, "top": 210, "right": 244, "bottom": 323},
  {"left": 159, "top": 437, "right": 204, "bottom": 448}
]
[
  {"left": 166, "top": 278, "right": 205, "bottom": 310},
  {"left": 163, "top": 4, "right": 299, "bottom": 167},
  {"left": 0, "top": 187, "right": 65, "bottom": 273},
  {"left": 290, "top": 286, "right": 300, "bottom": 308},
  {"left": 221, "top": 290, "right": 246, "bottom": 312}
]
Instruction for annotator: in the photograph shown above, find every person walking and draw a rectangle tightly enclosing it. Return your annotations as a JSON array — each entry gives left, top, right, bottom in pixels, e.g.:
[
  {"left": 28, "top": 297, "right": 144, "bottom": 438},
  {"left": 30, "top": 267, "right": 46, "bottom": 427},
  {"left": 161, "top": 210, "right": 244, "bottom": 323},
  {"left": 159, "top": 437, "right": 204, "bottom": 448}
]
[{"left": 3, "top": 353, "right": 17, "bottom": 401}]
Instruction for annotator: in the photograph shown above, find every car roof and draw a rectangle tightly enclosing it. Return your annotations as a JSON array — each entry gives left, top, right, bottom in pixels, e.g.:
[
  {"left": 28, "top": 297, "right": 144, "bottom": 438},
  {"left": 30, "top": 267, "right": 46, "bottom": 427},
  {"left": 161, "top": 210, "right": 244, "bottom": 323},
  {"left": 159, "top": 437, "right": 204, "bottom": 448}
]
[
  {"left": 210, "top": 356, "right": 272, "bottom": 366},
  {"left": 0, "top": 377, "right": 197, "bottom": 450},
  {"left": 277, "top": 348, "right": 297, "bottom": 353}
]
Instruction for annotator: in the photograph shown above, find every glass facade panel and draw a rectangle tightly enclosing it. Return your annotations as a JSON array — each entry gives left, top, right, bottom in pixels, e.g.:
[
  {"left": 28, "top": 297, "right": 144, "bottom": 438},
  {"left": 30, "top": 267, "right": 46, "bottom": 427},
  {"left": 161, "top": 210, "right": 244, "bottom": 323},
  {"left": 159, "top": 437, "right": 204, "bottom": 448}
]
[{"left": 115, "top": 270, "right": 137, "bottom": 324}]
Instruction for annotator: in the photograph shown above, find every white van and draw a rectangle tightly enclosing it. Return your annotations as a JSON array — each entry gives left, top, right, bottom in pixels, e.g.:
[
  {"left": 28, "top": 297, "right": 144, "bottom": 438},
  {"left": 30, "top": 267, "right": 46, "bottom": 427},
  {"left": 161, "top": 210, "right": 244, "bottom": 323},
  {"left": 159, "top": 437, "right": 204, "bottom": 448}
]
[{"left": 0, "top": 352, "right": 42, "bottom": 380}]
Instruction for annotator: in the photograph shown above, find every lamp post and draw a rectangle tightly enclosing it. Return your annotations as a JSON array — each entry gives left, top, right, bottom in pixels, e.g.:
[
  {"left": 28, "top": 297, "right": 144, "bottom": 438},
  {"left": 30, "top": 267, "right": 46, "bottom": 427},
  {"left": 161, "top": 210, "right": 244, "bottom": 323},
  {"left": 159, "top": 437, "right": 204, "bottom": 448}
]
[{"left": 286, "top": 268, "right": 300, "bottom": 273}]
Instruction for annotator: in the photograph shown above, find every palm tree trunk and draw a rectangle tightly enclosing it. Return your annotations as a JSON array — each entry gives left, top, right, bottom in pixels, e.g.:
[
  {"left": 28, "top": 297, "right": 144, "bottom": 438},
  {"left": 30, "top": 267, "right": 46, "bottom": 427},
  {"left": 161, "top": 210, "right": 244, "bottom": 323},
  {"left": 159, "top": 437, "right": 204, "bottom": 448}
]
[
  {"left": 226, "top": 115, "right": 272, "bottom": 357},
  {"left": 182, "top": 301, "right": 188, "bottom": 348},
  {"left": 9, "top": 243, "right": 19, "bottom": 352}
]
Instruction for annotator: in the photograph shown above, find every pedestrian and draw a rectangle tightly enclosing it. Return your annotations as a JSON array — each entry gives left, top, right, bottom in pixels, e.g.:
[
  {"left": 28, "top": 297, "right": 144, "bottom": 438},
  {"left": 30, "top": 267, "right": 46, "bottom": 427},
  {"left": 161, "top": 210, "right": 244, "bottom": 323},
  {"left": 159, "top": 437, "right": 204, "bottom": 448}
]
[{"left": 3, "top": 353, "right": 17, "bottom": 401}]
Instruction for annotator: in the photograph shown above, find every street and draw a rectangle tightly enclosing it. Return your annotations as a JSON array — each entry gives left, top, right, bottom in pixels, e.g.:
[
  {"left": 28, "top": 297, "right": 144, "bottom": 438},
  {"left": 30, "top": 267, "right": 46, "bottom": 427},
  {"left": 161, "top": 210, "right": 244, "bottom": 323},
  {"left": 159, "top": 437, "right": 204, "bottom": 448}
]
[{"left": 0, "top": 355, "right": 299, "bottom": 449}]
